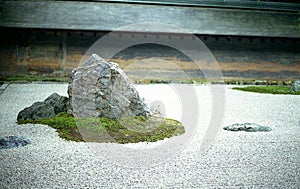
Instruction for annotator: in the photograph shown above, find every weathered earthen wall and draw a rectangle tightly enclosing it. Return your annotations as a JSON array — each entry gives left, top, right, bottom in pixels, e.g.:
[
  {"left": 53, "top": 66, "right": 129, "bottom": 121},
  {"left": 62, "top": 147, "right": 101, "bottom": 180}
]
[{"left": 0, "top": 28, "right": 299, "bottom": 79}]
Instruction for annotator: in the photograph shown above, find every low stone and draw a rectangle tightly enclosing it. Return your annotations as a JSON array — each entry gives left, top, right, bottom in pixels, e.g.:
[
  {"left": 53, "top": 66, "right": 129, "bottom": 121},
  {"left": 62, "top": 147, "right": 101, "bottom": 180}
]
[
  {"left": 67, "top": 54, "right": 149, "bottom": 119},
  {"left": 290, "top": 80, "right": 300, "bottom": 92},
  {"left": 0, "top": 136, "right": 31, "bottom": 149},
  {"left": 17, "top": 93, "right": 68, "bottom": 121},
  {"left": 223, "top": 123, "right": 272, "bottom": 132}
]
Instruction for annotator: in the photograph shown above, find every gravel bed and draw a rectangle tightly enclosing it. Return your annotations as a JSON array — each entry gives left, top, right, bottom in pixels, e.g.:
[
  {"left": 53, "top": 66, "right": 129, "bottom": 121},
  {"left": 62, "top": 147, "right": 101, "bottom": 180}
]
[{"left": 0, "top": 83, "right": 299, "bottom": 188}]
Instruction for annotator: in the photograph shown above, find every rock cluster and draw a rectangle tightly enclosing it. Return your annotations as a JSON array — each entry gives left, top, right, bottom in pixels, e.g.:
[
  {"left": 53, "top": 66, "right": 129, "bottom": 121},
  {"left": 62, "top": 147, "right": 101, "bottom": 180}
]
[
  {"left": 0, "top": 136, "right": 31, "bottom": 149},
  {"left": 223, "top": 123, "right": 272, "bottom": 132},
  {"left": 17, "top": 93, "right": 68, "bottom": 121},
  {"left": 67, "top": 54, "right": 149, "bottom": 118}
]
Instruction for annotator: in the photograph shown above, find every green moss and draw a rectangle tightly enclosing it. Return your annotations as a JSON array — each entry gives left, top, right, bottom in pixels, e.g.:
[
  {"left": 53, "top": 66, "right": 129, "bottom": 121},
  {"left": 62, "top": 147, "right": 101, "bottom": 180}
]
[
  {"left": 18, "top": 113, "right": 185, "bottom": 144},
  {"left": 232, "top": 86, "right": 300, "bottom": 95}
]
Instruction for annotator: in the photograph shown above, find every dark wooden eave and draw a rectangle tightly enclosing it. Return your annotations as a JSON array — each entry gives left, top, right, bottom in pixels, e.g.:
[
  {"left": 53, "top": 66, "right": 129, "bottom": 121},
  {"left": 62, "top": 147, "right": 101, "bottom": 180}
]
[{"left": 0, "top": 0, "right": 300, "bottom": 38}]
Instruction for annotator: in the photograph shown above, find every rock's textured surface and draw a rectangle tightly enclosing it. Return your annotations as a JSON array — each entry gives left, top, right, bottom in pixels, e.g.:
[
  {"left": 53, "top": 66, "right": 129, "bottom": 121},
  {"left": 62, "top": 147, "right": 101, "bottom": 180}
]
[
  {"left": 223, "top": 123, "right": 272, "bottom": 132},
  {"left": 0, "top": 136, "right": 31, "bottom": 149},
  {"left": 17, "top": 93, "right": 68, "bottom": 121},
  {"left": 290, "top": 80, "right": 300, "bottom": 92},
  {"left": 67, "top": 54, "right": 149, "bottom": 118}
]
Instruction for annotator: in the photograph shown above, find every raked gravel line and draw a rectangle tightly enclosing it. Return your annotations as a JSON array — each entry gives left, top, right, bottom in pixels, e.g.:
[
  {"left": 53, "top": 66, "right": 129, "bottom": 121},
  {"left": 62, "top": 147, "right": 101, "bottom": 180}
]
[{"left": 0, "top": 83, "right": 299, "bottom": 188}]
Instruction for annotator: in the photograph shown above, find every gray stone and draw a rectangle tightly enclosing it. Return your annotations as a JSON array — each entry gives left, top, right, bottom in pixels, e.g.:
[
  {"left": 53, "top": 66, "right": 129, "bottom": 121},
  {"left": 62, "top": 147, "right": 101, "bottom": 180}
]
[
  {"left": 223, "top": 123, "right": 272, "bottom": 132},
  {"left": 17, "top": 93, "right": 68, "bottom": 121},
  {"left": 0, "top": 136, "right": 31, "bottom": 149},
  {"left": 44, "top": 93, "right": 68, "bottom": 114},
  {"left": 290, "top": 80, "right": 300, "bottom": 92},
  {"left": 67, "top": 54, "right": 149, "bottom": 119}
]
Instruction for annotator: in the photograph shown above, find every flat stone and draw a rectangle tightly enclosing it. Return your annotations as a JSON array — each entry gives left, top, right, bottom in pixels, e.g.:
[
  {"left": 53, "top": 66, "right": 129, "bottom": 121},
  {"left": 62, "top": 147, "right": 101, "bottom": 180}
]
[
  {"left": 223, "top": 123, "right": 272, "bottom": 132},
  {"left": 0, "top": 136, "right": 31, "bottom": 149}
]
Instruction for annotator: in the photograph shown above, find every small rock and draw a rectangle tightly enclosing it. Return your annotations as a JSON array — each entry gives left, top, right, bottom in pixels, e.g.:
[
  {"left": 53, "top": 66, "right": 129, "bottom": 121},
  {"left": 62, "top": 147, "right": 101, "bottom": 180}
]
[
  {"left": 17, "top": 93, "right": 68, "bottom": 121},
  {"left": 290, "top": 80, "right": 300, "bottom": 92},
  {"left": 223, "top": 123, "right": 272, "bottom": 132},
  {"left": 0, "top": 136, "right": 31, "bottom": 149}
]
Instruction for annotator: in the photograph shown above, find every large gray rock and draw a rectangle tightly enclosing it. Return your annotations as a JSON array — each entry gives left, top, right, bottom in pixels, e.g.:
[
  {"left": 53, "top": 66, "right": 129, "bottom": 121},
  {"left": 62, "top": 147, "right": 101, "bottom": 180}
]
[
  {"left": 223, "top": 123, "right": 272, "bottom": 132},
  {"left": 290, "top": 80, "right": 300, "bottom": 92},
  {"left": 0, "top": 136, "right": 31, "bottom": 149},
  {"left": 67, "top": 54, "right": 149, "bottom": 118},
  {"left": 17, "top": 93, "right": 68, "bottom": 121}
]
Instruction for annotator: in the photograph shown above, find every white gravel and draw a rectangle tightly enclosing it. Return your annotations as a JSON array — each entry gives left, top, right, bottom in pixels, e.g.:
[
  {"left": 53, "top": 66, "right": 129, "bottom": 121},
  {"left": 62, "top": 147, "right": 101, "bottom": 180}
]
[{"left": 0, "top": 83, "right": 299, "bottom": 188}]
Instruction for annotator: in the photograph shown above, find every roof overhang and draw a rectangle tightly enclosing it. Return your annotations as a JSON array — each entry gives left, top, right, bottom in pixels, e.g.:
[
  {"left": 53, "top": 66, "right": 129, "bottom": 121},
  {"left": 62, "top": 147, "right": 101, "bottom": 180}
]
[{"left": 0, "top": 0, "right": 300, "bottom": 38}]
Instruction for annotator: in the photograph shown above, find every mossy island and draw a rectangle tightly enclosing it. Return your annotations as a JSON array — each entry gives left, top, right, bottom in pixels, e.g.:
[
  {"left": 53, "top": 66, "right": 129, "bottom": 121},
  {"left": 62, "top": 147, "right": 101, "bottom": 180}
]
[
  {"left": 232, "top": 85, "right": 300, "bottom": 95},
  {"left": 18, "top": 112, "right": 184, "bottom": 144},
  {"left": 17, "top": 54, "right": 185, "bottom": 144}
]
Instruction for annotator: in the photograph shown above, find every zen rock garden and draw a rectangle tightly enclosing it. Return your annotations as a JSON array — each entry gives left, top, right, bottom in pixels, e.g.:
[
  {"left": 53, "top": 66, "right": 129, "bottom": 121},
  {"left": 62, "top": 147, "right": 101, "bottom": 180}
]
[
  {"left": 10, "top": 54, "right": 300, "bottom": 148},
  {"left": 2, "top": 53, "right": 289, "bottom": 149},
  {"left": 15, "top": 54, "right": 184, "bottom": 144},
  {"left": 5, "top": 54, "right": 299, "bottom": 149}
]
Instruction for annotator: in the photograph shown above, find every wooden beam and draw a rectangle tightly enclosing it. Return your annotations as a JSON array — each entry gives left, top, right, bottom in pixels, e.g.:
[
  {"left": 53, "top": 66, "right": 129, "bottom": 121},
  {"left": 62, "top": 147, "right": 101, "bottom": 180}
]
[{"left": 0, "top": 1, "right": 300, "bottom": 37}]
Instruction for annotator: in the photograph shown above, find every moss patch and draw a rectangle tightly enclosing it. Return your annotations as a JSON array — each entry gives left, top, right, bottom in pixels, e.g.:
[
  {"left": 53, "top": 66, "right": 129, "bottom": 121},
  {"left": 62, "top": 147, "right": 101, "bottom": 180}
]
[
  {"left": 232, "top": 86, "right": 300, "bottom": 95},
  {"left": 18, "top": 113, "right": 185, "bottom": 144}
]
